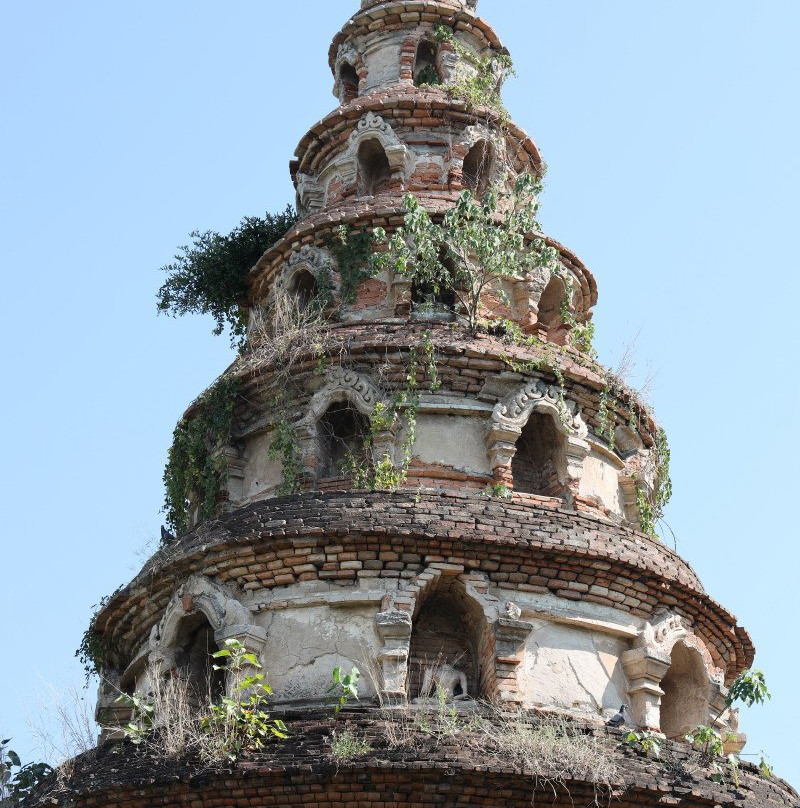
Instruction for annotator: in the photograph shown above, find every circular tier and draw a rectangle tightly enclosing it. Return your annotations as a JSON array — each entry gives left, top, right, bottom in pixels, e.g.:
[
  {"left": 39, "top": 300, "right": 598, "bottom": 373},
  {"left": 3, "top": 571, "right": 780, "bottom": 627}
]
[
  {"left": 290, "top": 89, "right": 542, "bottom": 206},
  {"left": 94, "top": 492, "right": 752, "bottom": 715},
  {"left": 248, "top": 199, "right": 597, "bottom": 319},
  {"left": 24, "top": 712, "right": 799, "bottom": 808},
  {"left": 330, "top": 1, "right": 504, "bottom": 79}
]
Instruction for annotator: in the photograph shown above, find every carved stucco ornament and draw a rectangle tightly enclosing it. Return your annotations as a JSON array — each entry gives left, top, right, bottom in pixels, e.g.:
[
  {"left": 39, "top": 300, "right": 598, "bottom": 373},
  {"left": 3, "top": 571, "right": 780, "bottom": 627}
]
[
  {"left": 486, "top": 379, "right": 590, "bottom": 489},
  {"left": 148, "top": 575, "right": 265, "bottom": 673},
  {"left": 296, "top": 367, "right": 399, "bottom": 478},
  {"left": 622, "top": 612, "right": 688, "bottom": 732},
  {"left": 321, "top": 112, "right": 412, "bottom": 195},
  {"left": 333, "top": 42, "right": 360, "bottom": 102},
  {"left": 272, "top": 244, "right": 335, "bottom": 301}
]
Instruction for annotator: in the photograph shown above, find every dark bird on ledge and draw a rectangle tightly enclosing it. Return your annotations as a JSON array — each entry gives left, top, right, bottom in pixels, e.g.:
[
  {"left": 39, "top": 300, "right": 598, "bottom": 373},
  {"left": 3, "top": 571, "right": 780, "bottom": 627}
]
[
  {"left": 606, "top": 705, "right": 626, "bottom": 728},
  {"left": 161, "top": 525, "right": 175, "bottom": 544}
]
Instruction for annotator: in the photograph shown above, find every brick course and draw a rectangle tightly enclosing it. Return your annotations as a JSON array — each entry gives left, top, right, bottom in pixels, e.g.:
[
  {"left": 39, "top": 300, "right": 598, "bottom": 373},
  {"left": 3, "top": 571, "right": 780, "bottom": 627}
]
[
  {"left": 94, "top": 491, "right": 752, "bottom": 683},
  {"left": 23, "top": 712, "right": 799, "bottom": 808}
]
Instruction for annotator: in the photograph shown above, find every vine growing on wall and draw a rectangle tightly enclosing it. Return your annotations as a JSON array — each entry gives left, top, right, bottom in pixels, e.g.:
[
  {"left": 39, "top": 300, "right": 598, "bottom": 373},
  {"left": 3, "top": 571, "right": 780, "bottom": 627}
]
[
  {"left": 74, "top": 585, "right": 123, "bottom": 681},
  {"left": 163, "top": 375, "right": 241, "bottom": 536},
  {"left": 341, "top": 336, "right": 440, "bottom": 491},
  {"left": 636, "top": 427, "right": 672, "bottom": 537},
  {"left": 433, "top": 25, "right": 514, "bottom": 124},
  {"left": 268, "top": 415, "right": 302, "bottom": 496},
  {"left": 330, "top": 225, "right": 382, "bottom": 305}
]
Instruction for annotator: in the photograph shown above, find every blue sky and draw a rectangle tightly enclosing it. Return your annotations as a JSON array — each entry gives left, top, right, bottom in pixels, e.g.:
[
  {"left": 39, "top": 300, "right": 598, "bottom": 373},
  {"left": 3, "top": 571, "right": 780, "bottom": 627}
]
[{"left": 1, "top": 0, "right": 798, "bottom": 785}]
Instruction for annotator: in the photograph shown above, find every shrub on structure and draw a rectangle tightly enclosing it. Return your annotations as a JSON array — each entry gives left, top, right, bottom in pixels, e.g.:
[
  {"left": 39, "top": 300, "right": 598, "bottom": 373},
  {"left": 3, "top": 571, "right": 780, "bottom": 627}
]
[
  {"left": 373, "top": 175, "right": 560, "bottom": 335},
  {"left": 0, "top": 739, "right": 53, "bottom": 806},
  {"left": 157, "top": 206, "right": 298, "bottom": 343},
  {"left": 162, "top": 375, "right": 241, "bottom": 536},
  {"left": 115, "top": 639, "right": 286, "bottom": 763}
]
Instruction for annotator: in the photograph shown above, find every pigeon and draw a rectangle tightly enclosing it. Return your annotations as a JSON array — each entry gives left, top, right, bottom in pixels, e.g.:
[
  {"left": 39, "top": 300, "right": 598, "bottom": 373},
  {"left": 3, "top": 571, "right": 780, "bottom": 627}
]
[
  {"left": 161, "top": 525, "right": 175, "bottom": 544},
  {"left": 606, "top": 705, "right": 626, "bottom": 728}
]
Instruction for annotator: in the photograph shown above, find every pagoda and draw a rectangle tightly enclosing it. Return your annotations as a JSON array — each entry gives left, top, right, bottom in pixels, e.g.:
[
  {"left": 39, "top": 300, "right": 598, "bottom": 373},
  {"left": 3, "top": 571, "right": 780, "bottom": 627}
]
[{"left": 31, "top": 2, "right": 799, "bottom": 806}]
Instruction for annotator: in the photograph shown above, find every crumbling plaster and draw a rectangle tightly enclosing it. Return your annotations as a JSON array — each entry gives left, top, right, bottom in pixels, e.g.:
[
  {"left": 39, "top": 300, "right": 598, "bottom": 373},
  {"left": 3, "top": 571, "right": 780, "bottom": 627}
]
[{"left": 124, "top": 572, "right": 734, "bottom": 742}]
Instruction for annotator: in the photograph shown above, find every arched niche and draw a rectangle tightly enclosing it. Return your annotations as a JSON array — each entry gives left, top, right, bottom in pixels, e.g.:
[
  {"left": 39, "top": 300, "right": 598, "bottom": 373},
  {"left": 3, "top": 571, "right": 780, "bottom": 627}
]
[
  {"left": 297, "top": 367, "right": 399, "bottom": 486},
  {"left": 537, "top": 275, "right": 567, "bottom": 343},
  {"left": 358, "top": 137, "right": 392, "bottom": 196},
  {"left": 414, "top": 39, "right": 441, "bottom": 86},
  {"left": 660, "top": 642, "right": 710, "bottom": 739},
  {"left": 333, "top": 43, "right": 361, "bottom": 105},
  {"left": 338, "top": 61, "right": 359, "bottom": 102},
  {"left": 487, "top": 379, "right": 589, "bottom": 496},
  {"left": 317, "top": 401, "right": 371, "bottom": 481},
  {"left": 149, "top": 575, "right": 266, "bottom": 684},
  {"left": 171, "top": 612, "right": 226, "bottom": 706},
  {"left": 462, "top": 139, "right": 494, "bottom": 198},
  {"left": 510, "top": 410, "right": 568, "bottom": 497},
  {"left": 288, "top": 267, "right": 321, "bottom": 311},
  {"left": 408, "top": 577, "right": 490, "bottom": 701}
]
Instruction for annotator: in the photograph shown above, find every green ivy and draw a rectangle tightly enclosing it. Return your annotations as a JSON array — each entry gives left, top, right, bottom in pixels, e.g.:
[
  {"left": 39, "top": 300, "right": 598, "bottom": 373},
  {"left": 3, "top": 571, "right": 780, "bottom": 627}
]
[
  {"left": 560, "top": 280, "right": 597, "bottom": 357},
  {"left": 330, "top": 225, "right": 381, "bottom": 305},
  {"left": 373, "top": 175, "right": 559, "bottom": 335},
  {"left": 342, "top": 340, "right": 440, "bottom": 491},
  {"left": 163, "top": 375, "right": 241, "bottom": 536},
  {"left": 74, "top": 585, "right": 123, "bottom": 681},
  {"left": 268, "top": 416, "right": 302, "bottom": 496},
  {"left": 635, "top": 428, "right": 673, "bottom": 538},
  {"left": 433, "top": 25, "right": 514, "bottom": 123}
]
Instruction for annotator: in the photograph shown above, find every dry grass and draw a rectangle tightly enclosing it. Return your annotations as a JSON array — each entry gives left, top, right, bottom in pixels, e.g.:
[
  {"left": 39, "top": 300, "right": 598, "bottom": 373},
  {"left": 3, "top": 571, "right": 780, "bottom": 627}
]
[
  {"left": 27, "top": 679, "right": 97, "bottom": 765},
  {"left": 241, "top": 296, "right": 344, "bottom": 385},
  {"left": 471, "top": 711, "right": 618, "bottom": 789},
  {"left": 377, "top": 703, "right": 618, "bottom": 803},
  {"left": 329, "top": 726, "right": 373, "bottom": 766}
]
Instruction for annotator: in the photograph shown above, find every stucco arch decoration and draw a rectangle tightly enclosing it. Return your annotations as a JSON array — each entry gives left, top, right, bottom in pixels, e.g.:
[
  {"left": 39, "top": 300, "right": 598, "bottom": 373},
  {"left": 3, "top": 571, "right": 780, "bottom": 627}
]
[
  {"left": 450, "top": 124, "right": 506, "bottom": 190},
  {"left": 333, "top": 42, "right": 362, "bottom": 101},
  {"left": 335, "top": 112, "right": 411, "bottom": 190},
  {"left": 296, "top": 366, "right": 400, "bottom": 475},
  {"left": 297, "top": 112, "right": 411, "bottom": 210},
  {"left": 486, "top": 379, "right": 590, "bottom": 491},
  {"left": 621, "top": 611, "right": 722, "bottom": 733},
  {"left": 271, "top": 244, "right": 336, "bottom": 303},
  {"left": 148, "top": 575, "right": 266, "bottom": 673},
  {"left": 374, "top": 563, "right": 533, "bottom": 705}
]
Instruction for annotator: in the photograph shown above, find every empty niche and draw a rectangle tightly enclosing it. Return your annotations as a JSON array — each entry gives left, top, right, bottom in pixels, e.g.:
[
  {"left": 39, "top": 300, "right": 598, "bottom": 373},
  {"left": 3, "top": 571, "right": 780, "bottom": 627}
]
[
  {"left": 462, "top": 140, "right": 494, "bottom": 198},
  {"left": 537, "top": 275, "right": 567, "bottom": 343},
  {"left": 511, "top": 411, "right": 567, "bottom": 497},
  {"left": 288, "top": 268, "right": 320, "bottom": 311},
  {"left": 408, "top": 579, "right": 489, "bottom": 701},
  {"left": 414, "top": 40, "right": 441, "bottom": 86},
  {"left": 659, "top": 642, "right": 709, "bottom": 739},
  {"left": 357, "top": 138, "right": 392, "bottom": 196},
  {"left": 339, "top": 62, "right": 359, "bottom": 102},
  {"left": 317, "top": 402, "right": 370, "bottom": 480},
  {"left": 172, "top": 613, "right": 226, "bottom": 706}
]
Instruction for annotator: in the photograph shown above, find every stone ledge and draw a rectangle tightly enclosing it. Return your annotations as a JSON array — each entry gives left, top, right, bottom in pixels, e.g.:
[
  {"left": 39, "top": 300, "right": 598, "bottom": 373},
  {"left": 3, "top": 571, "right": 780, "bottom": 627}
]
[
  {"left": 22, "top": 711, "right": 799, "bottom": 808},
  {"left": 93, "top": 491, "right": 753, "bottom": 680}
]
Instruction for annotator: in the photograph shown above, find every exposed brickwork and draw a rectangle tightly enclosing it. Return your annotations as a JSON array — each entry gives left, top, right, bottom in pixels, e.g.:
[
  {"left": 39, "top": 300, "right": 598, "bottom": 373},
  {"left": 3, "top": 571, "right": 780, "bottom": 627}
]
[
  {"left": 248, "top": 197, "right": 596, "bottom": 319},
  {"left": 233, "top": 322, "right": 658, "bottom": 454},
  {"left": 94, "top": 491, "right": 752, "bottom": 682},
  {"left": 24, "top": 712, "right": 799, "bottom": 808},
  {"left": 329, "top": 2, "right": 505, "bottom": 73},
  {"left": 292, "top": 91, "right": 540, "bottom": 185}
]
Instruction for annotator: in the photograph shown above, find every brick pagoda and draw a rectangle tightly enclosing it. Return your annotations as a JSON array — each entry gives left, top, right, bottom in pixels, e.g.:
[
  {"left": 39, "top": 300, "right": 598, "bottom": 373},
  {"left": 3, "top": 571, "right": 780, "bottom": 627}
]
[{"left": 33, "top": 2, "right": 798, "bottom": 806}]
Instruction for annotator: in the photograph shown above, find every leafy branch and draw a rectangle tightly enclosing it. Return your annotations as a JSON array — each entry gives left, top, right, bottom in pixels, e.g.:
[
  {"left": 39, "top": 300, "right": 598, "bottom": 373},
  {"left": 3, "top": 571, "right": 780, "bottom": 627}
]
[{"left": 157, "top": 207, "right": 297, "bottom": 344}]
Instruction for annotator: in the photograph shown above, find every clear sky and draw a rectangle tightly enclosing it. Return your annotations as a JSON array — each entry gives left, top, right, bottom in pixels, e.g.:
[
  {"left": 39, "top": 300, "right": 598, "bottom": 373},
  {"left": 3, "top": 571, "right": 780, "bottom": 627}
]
[{"left": 1, "top": 0, "right": 798, "bottom": 786}]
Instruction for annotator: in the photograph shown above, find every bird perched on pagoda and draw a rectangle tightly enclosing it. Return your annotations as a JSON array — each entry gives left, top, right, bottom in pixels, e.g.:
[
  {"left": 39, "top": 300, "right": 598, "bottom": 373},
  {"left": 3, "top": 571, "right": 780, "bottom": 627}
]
[{"left": 606, "top": 705, "right": 627, "bottom": 727}]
